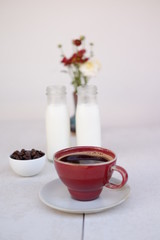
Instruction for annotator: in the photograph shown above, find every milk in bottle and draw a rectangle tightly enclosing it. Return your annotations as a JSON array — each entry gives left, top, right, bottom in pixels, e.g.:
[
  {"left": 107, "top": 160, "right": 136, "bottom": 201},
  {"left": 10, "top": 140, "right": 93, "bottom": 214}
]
[
  {"left": 45, "top": 85, "right": 70, "bottom": 161},
  {"left": 76, "top": 85, "right": 101, "bottom": 146}
]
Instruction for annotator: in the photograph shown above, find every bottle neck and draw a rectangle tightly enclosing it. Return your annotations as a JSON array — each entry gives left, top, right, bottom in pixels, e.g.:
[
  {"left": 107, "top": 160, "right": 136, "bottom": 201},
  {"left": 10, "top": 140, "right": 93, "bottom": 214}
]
[
  {"left": 77, "top": 85, "right": 98, "bottom": 105},
  {"left": 46, "top": 85, "right": 67, "bottom": 105}
]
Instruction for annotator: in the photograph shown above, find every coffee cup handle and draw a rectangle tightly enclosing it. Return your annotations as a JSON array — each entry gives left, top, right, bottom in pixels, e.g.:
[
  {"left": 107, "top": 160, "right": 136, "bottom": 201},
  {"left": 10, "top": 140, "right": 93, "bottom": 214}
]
[{"left": 105, "top": 165, "right": 128, "bottom": 189}]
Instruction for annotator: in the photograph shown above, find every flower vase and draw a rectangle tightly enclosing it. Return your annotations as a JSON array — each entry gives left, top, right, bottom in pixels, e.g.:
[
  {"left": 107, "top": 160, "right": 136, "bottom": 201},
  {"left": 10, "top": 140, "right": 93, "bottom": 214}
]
[{"left": 70, "top": 92, "right": 77, "bottom": 134}]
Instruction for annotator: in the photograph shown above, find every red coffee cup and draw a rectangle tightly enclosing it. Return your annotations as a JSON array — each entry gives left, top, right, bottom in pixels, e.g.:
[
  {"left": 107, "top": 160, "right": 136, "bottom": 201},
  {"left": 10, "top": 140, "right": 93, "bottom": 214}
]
[{"left": 54, "top": 146, "right": 128, "bottom": 201}]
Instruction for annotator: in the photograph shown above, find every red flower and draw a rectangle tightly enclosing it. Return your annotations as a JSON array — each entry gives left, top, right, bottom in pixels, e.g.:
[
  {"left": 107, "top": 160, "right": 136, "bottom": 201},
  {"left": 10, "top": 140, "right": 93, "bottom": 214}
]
[
  {"left": 73, "top": 39, "right": 81, "bottom": 46},
  {"left": 79, "top": 57, "right": 89, "bottom": 63},
  {"left": 61, "top": 49, "right": 88, "bottom": 65},
  {"left": 61, "top": 56, "right": 71, "bottom": 65},
  {"left": 61, "top": 57, "right": 68, "bottom": 65},
  {"left": 77, "top": 49, "right": 86, "bottom": 57}
]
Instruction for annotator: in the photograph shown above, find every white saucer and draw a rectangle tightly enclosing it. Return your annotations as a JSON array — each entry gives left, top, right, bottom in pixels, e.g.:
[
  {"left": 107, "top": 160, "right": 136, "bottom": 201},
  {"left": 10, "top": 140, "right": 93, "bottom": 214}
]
[{"left": 39, "top": 178, "right": 130, "bottom": 214}]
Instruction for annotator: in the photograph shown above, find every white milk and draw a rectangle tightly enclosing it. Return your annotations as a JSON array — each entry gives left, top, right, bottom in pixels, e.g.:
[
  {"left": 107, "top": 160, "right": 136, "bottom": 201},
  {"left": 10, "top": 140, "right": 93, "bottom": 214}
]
[
  {"left": 76, "top": 103, "right": 101, "bottom": 146},
  {"left": 46, "top": 103, "right": 70, "bottom": 161}
]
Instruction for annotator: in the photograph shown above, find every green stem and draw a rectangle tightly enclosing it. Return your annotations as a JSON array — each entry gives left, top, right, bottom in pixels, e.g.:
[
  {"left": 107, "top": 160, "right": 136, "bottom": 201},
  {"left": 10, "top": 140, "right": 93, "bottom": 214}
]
[{"left": 71, "top": 65, "right": 88, "bottom": 92}]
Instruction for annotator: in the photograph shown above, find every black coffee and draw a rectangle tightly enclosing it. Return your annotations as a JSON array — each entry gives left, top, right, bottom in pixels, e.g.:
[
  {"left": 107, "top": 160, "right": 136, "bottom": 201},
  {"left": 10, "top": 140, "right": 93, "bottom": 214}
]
[{"left": 59, "top": 154, "right": 110, "bottom": 165}]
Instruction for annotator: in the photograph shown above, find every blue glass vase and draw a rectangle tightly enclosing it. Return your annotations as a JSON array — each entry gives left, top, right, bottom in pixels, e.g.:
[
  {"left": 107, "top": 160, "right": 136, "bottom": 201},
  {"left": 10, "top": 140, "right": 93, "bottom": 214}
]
[{"left": 70, "top": 92, "right": 77, "bottom": 133}]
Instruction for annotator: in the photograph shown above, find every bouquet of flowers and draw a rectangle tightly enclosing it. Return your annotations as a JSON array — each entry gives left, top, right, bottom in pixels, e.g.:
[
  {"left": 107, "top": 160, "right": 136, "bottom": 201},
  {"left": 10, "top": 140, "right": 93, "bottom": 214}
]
[{"left": 58, "top": 36, "right": 101, "bottom": 92}]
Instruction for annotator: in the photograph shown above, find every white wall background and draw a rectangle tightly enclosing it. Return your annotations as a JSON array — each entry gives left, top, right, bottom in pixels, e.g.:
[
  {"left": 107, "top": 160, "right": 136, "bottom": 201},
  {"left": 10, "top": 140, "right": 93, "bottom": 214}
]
[{"left": 0, "top": 0, "right": 160, "bottom": 127}]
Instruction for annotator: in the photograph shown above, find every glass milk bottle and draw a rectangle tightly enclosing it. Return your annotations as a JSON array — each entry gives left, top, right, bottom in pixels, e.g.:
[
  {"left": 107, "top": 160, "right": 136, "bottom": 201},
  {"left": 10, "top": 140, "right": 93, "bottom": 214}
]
[
  {"left": 45, "top": 85, "right": 70, "bottom": 161},
  {"left": 76, "top": 85, "right": 101, "bottom": 146}
]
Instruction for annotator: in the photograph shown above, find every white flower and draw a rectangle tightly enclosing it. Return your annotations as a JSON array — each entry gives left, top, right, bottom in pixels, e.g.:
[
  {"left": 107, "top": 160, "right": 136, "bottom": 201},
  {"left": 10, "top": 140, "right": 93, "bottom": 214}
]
[{"left": 80, "top": 58, "right": 101, "bottom": 78}]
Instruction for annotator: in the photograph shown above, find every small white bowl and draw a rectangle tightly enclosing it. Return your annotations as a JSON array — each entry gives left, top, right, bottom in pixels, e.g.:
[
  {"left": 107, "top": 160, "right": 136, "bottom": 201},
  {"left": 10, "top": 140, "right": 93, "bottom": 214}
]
[{"left": 9, "top": 154, "right": 46, "bottom": 177}]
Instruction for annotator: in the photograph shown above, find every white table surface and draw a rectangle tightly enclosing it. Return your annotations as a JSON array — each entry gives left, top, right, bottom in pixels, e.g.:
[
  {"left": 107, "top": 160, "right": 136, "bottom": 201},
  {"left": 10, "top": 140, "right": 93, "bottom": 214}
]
[{"left": 0, "top": 120, "right": 160, "bottom": 240}]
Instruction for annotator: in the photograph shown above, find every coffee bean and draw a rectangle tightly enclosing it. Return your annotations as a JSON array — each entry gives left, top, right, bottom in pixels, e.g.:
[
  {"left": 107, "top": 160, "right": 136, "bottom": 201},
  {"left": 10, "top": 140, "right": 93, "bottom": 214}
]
[
  {"left": 11, "top": 153, "right": 19, "bottom": 159},
  {"left": 10, "top": 149, "right": 45, "bottom": 160},
  {"left": 21, "top": 149, "right": 26, "bottom": 154}
]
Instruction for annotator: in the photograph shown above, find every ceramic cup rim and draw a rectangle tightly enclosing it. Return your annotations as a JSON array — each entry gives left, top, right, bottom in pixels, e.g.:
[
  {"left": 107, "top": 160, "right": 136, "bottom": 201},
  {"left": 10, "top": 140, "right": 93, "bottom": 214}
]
[{"left": 54, "top": 146, "right": 117, "bottom": 166}]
